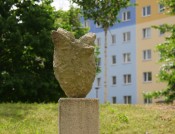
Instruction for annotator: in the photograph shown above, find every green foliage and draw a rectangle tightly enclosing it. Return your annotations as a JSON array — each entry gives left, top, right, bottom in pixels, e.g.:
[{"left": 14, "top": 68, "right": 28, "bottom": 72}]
[
  {"left": 150, "top": 0, "right": 175, "bottom": 103},
  {"left": 94, "top": 45, "right": 101, "bottom": 74},
  {"left": 100, "top": 104, "right": 129, "bottom": 133},
  {"left": 0, "top": 0, "right": 88, "bottom": 102},
  {"left": 55, "top": 6, "right": 89, "bottom": 38},
  {"left": 70, "top": 0, "right": 132, "bottom": 30},
  {"left": 159, "top": 0, "right": 175, "bottom": 15},
  {"left": 0, "top": 0, "right": 65, "bottom": 102}
]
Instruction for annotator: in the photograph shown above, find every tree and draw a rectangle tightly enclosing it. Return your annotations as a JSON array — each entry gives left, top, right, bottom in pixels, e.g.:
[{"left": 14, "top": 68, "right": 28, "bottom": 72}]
[
  {"left": 159, "top": 0, "right": 175, "bottom": 15},
  {"left": 144, "top": 0, "right": 175, "bottom": 103},
  {"left": 70, "top": 0, "right": 133, "bottom": 102},
  {"left": 55, "top": 6, "right": 89, "bottom": 39},
  {"left": 0, "top": 0, "right": 62, "bottom": 102},
  {"left": 0, "top": 0, "right": 88, "bottom": 102}
]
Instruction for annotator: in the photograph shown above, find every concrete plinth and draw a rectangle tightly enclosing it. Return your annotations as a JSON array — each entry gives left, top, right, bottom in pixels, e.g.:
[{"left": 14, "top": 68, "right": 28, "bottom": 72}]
[{"left": 59, "top": 98, "right": 99, "bottom": 134}]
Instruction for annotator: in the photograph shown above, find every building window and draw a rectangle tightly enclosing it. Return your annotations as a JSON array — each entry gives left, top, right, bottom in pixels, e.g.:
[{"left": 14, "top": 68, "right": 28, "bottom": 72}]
[
  {"left": 97, "top": 78, "right": 101, "bottom": 87},
  {"left": 97, "top": 38, "right": 101, "bottom": 46},
  {"left": 112, "top": 76, "right": 117, "bottom": 85},
  {"left": 123, "top": 74, "right": 131, "bottom": 84},
  {"left": 123, "top": 32, "right": 131, "bottom": 42},
  {"left": 112, "top": 55, "right": 116, "bottom": 64},
  {"left": 143, "top": 28, "right": 151, "bottom": 38},
  {"left": 84, "top": 20, "right": 90, "bottom": 28},
  {"left": 123, "top": 53, "right": 131, "bottom": 63},
  {"left": 97, "top": 58, "right": 101, "bottom": 67},
  {"left": 112, "top": 96, "right": 117, "bottom": 104},
  {"left": 122, "top": 11, "right": 131, "bottom": 21},
  {"left": 112, "top": 34, "right": 116, "bottom": 44},
  {"left": 124, "top": 96, "right": 132, "bottom": 104},
  {"left": 142, "top": 6, "right": 151, "bottom": 16},
  {"left": 144, "top": 98, "right": 152, "bottom": 104},
  {"left": 159, "top": 4, "right": 165, "bottom": 13},
  {"left": 143, "top": 49, "right": 151, "bottom": 60},
  {"left": 143, "top": 72, "right": 152, "bottom": 82}
]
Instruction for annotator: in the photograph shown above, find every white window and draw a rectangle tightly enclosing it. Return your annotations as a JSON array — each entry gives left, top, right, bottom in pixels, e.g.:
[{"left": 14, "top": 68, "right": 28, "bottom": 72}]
[
  {"left": 123, "top": 32, "right": 131, "bottom": 42},
  {"left": 123, "top": 74, "right": 131, "bottom": 84},
  {"left": 142, "top": 6, "right": 151, "bottom": 16},
  {"left": 96, "top": 23, "right": 102, "bottom": 28},
  {"left": 122, "top": 11, "right": 131, "bottom": 21},
  {"left": 143, "top": 72, "right": 152, "bottom": 82},
  {"left": 159, "top": 4, "right": 165, "bottom": 13},
  {"left": 112, "top": 34, "right": 116, "bottom": 44},
  {"left": 124, "top": 96, "right": 132, "bottom": 104},
  {"left": 143, "top": 49, "right": 151, "bottom": 60},
  {"left": 112, "top": 55, "right": 116, "bottom": 64},
  {"left": 112, "top": 76, "right": 117, "bottom": 85},
  {"left": 143, "top": 28, "right": 151, "bottom": 38},
  {"left": 97, "top": 38, "right": 101, "bottom": 46},
  {"left": 97, "top": 78, "right": 101, "bottom": 87},
  {"left": 144, "top": 98, "right": 152, "bottom": 104},
  {"left": 123, "top": 53, "right": 131, "bottom": 63},
  {"left": 84, "top": 20, "right": 90, "bottom": 27},
  {"left": 97, "top": 58, "right": 101, "bottom": 67},
  {"left": 112, "top": 96, "right": 117, "bottom": 104}
]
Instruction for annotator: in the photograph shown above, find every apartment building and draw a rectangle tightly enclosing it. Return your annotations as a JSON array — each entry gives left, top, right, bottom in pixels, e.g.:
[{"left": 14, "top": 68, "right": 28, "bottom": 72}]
[
  {"left": 136, "top": 0, "right": 174, "bottom": 104},
  {"left": 82, "top": 0, "right": 175, "bottom": 104}
]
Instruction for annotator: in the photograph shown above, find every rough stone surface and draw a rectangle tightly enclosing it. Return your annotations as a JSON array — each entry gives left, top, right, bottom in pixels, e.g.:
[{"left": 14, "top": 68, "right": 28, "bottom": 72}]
[
  {"left": 52, "top": 28, "right": 96, "bottom": 98},
  {"left": 59, "top": 98, "right": 99, "bottom": 134}
]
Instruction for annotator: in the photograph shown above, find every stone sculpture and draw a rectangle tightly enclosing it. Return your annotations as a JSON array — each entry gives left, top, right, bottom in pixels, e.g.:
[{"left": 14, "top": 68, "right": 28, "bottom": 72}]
[{"left": 52, "top": 28, "right": 96, "bottom": 98}]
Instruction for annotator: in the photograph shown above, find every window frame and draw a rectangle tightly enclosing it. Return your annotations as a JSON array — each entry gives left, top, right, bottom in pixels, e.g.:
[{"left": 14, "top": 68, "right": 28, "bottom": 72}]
[
  {"left": 122, "top": 11, "right": 131, "bottom": 22},
  {"left": 144, "top": 98, "right": 152, "bottom": 104},
  {"left": 143, "top": 49, "right": 152, "bottom": 60},
  {"left": 124, "top": 96, "right": 132, "bottom": 104},
  {"left": 142, "top": 5, "right": 151, "bottom": 17},
  {"left": 158, "top": 4, "right": 165, "bottom": 13},
  {"left": 123, "top": 32, "right": 131, "bottom": 42},
  {"left": 111, "top": 34, "right": 116, "bottom": 44},
  {"left": 143, "top": 27, "right": 151, "bottom": 39},
  {"left": 97, "top": 37, "right": 101, "bottom": 46},
  {"left": 112, "top": 96, "right": 117, "bottom": 104},
  {"left": 84, "top": 20, "right": 90, "bottom": 28},
  {"left": 123, "top": 53, "right": 131, "bottom": 63},
  {"left": 112, "top": 76, "right": 117, "bottom": 85},
  {"left": 143, "top": 72, "right": 152, "bottom": 82},
  {"left": 97, "top": 77, "right": 101, "bottom": 87},
  {"left": 123, "top": 74, "right": 131, "bottom": 84},
  {"left": 97, "top": 57, "right": 101, "bottom": 67},
  {"left": 112, "top": 55, "right": 117, "bottom": 65}
]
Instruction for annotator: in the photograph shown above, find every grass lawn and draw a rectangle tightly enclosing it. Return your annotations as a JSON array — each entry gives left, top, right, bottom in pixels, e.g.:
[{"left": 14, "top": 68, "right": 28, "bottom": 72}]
[{"left": 0, "top": 103, "right": 175, "bottom": 134}]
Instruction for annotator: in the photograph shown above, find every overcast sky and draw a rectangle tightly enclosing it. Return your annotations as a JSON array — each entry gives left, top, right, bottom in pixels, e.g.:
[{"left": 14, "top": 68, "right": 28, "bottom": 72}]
[{"left": 52, "top": 0, "right": 71, "bottom": 10}]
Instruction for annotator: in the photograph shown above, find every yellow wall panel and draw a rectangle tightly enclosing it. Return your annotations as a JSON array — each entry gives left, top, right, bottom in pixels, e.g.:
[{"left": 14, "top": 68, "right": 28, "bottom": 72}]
[
  {"left": 136, "top": 16, "right": 175, "bottom": 104},
  {"left": 136, "top": 0, "right": 169, "bottom": 24}
]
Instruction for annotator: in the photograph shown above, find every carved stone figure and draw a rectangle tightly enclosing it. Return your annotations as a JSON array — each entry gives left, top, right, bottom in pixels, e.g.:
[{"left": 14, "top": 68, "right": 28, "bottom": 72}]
[{"left": 52, "top": 28, "right": 96, "bottom": 98}]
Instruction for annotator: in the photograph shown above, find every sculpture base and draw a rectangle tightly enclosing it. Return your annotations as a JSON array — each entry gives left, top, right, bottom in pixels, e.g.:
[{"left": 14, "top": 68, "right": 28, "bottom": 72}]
[{"left": 58, "top": 98, "right": 99, "bottom": 134}]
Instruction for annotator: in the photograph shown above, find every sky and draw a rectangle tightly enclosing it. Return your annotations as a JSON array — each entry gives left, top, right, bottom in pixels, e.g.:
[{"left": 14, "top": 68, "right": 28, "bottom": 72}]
[{"left": 51, "top": 0, "right": 71, "bottom": 10}]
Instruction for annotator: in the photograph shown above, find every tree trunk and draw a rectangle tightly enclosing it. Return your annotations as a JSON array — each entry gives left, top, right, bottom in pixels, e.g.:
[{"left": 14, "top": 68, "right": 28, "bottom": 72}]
[{"left": 104, "top": 28, "right": 108, "bottom": 103}]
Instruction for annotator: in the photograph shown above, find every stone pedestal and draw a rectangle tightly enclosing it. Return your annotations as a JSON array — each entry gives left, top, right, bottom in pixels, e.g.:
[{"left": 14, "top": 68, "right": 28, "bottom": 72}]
[{"left": 59, "top": 98, "right": 99, "bottom": 134}]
